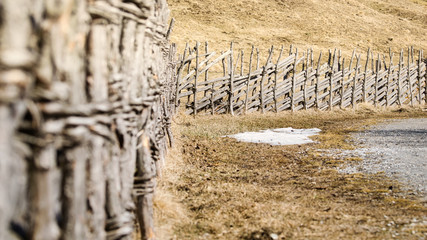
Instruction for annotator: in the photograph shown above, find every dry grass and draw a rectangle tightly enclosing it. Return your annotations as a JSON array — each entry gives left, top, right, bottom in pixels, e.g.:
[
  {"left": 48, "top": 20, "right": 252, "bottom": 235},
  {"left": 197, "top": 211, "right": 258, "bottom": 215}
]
[
  {"left": 160, "top": 1, "right": 427, "bottom": 238},
  {"left": 168, "top": 0, "right": 427, "bottom": 58},
  {"left": 154, "top": 106, "right": 427, "bottom": 239}
]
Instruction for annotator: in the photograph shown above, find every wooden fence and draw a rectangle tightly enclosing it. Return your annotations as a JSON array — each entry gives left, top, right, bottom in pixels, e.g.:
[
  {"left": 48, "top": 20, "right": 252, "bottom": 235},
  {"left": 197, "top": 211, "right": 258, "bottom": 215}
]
[
  {"left": 175, "top": 43, "right": 426, "bottom": 115},
  {"left": 0, "top": 1, "right": 174, "bottom": 240}
]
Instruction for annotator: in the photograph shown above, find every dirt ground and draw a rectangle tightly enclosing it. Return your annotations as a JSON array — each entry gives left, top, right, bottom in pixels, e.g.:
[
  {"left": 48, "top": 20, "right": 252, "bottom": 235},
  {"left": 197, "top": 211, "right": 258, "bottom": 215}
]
[
  {"left": 154, "top": 1, "right": 427, "bottom": 239},
  {"left": 155, "top": 106, "right": 427, "bottom": 239},
  {"left": 168, "top": 0, "right": 427, "bottom": 58}
]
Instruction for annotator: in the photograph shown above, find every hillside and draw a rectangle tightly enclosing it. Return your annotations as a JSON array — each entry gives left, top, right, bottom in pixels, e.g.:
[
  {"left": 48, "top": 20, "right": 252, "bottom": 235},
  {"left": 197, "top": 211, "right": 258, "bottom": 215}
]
[{"left": 168, "top": 0, "right": 427, "bottom": 57}]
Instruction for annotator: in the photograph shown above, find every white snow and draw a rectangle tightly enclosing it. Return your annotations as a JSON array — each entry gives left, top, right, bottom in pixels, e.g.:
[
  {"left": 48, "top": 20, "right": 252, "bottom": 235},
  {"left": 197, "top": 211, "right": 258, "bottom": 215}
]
[{"left": 226, "top": 127, "right": 321, "bottom": 146}]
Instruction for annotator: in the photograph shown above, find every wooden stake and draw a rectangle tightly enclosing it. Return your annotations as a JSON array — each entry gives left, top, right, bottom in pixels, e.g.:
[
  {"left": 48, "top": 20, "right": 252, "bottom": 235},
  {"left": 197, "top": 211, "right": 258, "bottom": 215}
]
[
  {"left": 291, "top": 49, "right": 298, "bottom": 112},
  {"left": 274, "top": 46, "right": 284, "bottom": 112},
  {"left": 260, "top": 46, "right": 274, "bottom": 113},
  {"left": 398, "top": 49, "right": 403, "bottom": 106},
  {"left": 245, "top": 46, "right": 254, "bottom": 113},
  {"left": 175, "top": 43, "right": 188, "bottom": 108},
  {"left": 418, "top": 49, "right": 427, "bottom": 104},
  {"left": 408, "top": 48, "right": 414, "bottom": 106},
  {"left": 229, "top": 42, "right": 235, "bottom": 115},
  {"left": 386, "top": 52, "right": 394, "bottom": 106},
  {"left": 363, "top": 48, "right": 371, "bottom": 102},
  {"left": 329, "top": 50, "right": 337, "bottom": 110},
  {"left": 374, "top": 53, "right": 380, "bottom": 106},
  {"left": 340, "top": 58, "right": 345, "bottom": 108},
  {"left": 194, "top": 42, "right": 199, "bottom": 116},
  {"left": 352, "top": 55, "right": 361, "bottom": 108},
  {"left": 204, "top": 42, "right": 209, "bottom": 98},
  {"left": 304, "top": 49, "right": 310, "bottom": 110},
  {"left": 315, "top": 52, "right": 322, "bottom": 109}
]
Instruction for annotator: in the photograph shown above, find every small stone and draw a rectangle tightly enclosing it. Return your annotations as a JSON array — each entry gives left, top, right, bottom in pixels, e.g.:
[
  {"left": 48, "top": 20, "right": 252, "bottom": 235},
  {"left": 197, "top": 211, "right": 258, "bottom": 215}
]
[{"left": 270, "top": 233, "right": 279, "bottom": 240}]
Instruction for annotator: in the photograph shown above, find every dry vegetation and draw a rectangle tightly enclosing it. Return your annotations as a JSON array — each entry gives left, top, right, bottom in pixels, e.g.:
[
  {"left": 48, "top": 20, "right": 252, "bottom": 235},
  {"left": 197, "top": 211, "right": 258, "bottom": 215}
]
[
  {"left": 155, "top": 106, "right": 427, "bottom": 239},
  {"left": 169, "top": 0, "right": 427, "bottom": 57},
  {"left": 154, "top": 0, "right": 427, "bottom": 239}
]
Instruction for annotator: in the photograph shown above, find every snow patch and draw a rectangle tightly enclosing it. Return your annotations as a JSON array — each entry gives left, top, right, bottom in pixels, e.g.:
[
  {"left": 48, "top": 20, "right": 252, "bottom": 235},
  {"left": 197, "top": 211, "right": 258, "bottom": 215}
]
[{"left": 226, "top": 127, "right": 321, "bottom": 146}]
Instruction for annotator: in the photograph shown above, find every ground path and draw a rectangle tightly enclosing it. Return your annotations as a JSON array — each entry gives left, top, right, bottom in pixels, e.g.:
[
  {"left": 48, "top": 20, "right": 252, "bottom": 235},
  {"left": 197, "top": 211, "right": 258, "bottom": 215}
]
[{"left": 345, "top": 118, "right": 427, "bottom": 197}]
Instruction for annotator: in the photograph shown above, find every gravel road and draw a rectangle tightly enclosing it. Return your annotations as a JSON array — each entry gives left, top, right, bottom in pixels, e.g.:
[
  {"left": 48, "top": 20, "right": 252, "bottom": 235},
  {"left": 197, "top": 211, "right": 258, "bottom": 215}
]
[{"left": 340, "top": 118, "right": 427, "bottom": 197}]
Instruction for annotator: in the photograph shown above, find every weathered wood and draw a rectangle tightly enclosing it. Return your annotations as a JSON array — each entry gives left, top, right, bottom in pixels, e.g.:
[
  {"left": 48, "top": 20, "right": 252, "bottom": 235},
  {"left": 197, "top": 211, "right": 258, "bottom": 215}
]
[
  {"left": 229, "top": 42, "right": 235, "bottom": 115},
  {"left": 1, "top": 1, "right": 174, "bottom": 240},
  {"left": 194, "top": 42, "right": 200, "bottom": 116},
  {"left": 176, "top": 43, "right": 189, "bottom": 107},
  {"left": 315, "top": 52, "right": 322, "bottom": 108},
  {"left": 419, "top": 50, "right": 425, "bottom": 104},
  {"left": 374, "top": 54, "right": 380, "bottom": 106},
  {"left": 407, "top": 48, "right": 414, "bottom": 106},
  {"left": 398, "top": 49, "right": 403, "bottom": 106},
  {"left": 386, "top": 53, "right": 394, "bottom": 106},
  {"left": 363, "top": 48, "right": 371, "bottom": 103},
  {"left": 340, "top": 58, "right": 346, "bottom": 108},
  {"left": 176, "top": 43, "right": 424, "bottom": 116},
  {"left": 291, "top": 49, "right": 298, "bottom": 112},
  {"left": 260, "top": 46, "right": 274, "bottom": 113},
  {"left": 329, "top": 51, "right": 337, "bottom": 110},
  {"left": 275, "top": 46, "right": 284, "bottom": 112},
  {"left": 245, "top": 46, "right": 255, "bottom": 113}
]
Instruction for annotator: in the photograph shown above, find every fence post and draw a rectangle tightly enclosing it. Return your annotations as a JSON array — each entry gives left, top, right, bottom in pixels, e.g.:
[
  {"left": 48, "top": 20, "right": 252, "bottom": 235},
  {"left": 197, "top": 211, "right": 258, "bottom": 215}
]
[
  {"left": 363, "top": 48, "right": 370, "bottom": 103},
  {"left": 424, "top": 50, "right": 427, "bottom": 104},
  {"left": 260, "top": 46, "right": 274, "bottom": 113},
  {"left": 275, "top": 46, "right": 284, "bottom": 112},
  {"left": 407, "top": 48, "right": 414, "bottom": 106},
  {"left": 245, "top": 46, "right": 254, "bottom": 113},
  {"left": 398, "top": 49, "right": 403, "bottom": 106},
  {"left": 193, "top": 42, "right": 200, "bottom": 116},
  {"left": 291, "top": 49, "right": 298, "bottom": 112},
  {"left": 229, "top": 42, "right": 234, "bottom": 115},
  {"left": 175, "top": 43, "right": 189, "bottom": 109},
  {"left": 374, "top": 53, "right": 381, "bottom": 106},
  {"left": 352, "top": 55, "right": 361, "bottom": 108},
  {"left": 417, "top": 50, "right": 422, "bottom": 104},
  {"left": 251, "top": 48, "right": 260, "bottom": 98},
  {"left": 386, "top": 52, "right": 394, "bottom": 106},
  {"left": 329, "top": 50, "right": 337, "bottom": 110},
  {"left": 315, "top": 52, "right": 322, "bottom": 109},
  {"left": 304, "top": 49, "right": 310, "bottom": 110},
  {"left": 204, "top": 42, "right": 209, "bottom": 98},
  {"left": 340, "top": 58, "right": 345, "bottom": 108}
]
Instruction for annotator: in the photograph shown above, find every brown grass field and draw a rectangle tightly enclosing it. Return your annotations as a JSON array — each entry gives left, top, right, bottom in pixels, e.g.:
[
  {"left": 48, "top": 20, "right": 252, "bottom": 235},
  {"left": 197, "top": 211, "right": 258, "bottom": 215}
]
[
  {"left": 169, "top": 0, "right": 427, "bottom": 57},
  {"left": 154, "top": 0, "right": 427, "bottom": 239}
]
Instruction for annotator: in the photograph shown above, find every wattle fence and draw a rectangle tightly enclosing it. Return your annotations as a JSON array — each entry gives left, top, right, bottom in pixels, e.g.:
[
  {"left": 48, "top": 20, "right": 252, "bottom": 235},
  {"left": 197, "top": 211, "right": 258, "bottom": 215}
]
[{"left": 174, "top": 42, "right": 426, "bottom": 115}]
